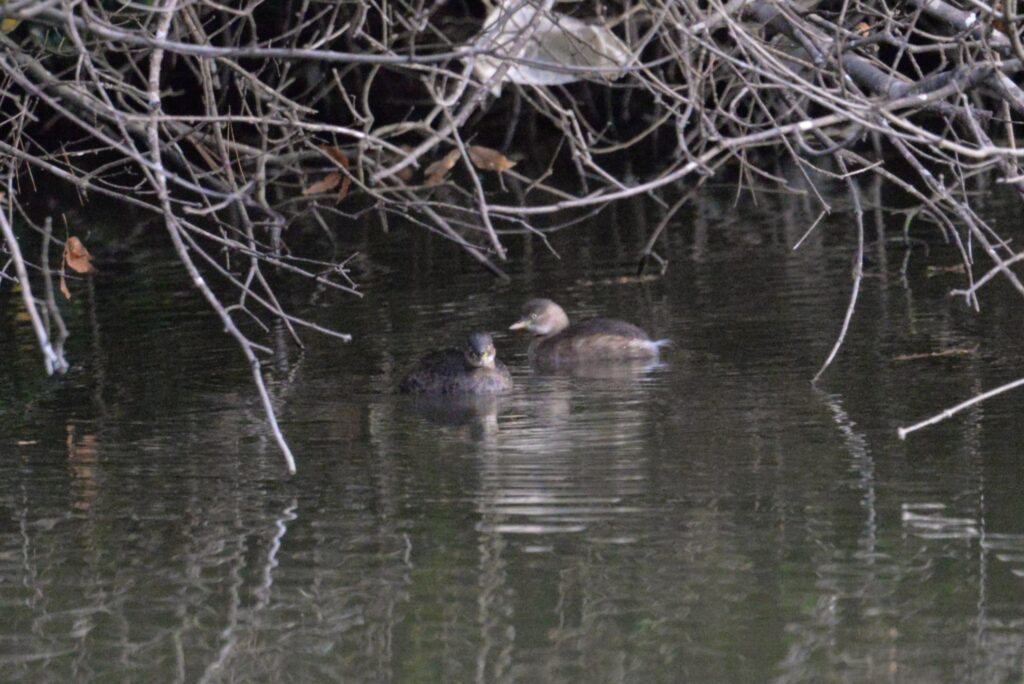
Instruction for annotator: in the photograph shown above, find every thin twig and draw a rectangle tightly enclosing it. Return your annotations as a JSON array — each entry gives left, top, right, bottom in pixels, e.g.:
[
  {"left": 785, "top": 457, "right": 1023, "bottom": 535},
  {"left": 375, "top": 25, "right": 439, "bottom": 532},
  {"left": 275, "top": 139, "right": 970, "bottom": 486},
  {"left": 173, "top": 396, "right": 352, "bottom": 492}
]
[
  {"left": 0, "top": 188, "right": 67, "bottom": 374},
  {"left": 813, "top": 168, "right": 864, "bottom": 384},
  {"left": 898, "top": 376, "right": 1024, "bottom": 440}
]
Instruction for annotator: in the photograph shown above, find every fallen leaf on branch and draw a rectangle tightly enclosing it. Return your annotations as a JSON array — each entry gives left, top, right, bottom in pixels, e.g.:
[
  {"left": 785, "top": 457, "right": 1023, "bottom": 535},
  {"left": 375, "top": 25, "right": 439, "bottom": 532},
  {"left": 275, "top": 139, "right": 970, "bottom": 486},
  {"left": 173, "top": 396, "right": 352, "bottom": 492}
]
[
  {"left": 64, "top": 236, "right": 94, "bottom": 273},
  {"left": 424, "top": 149, "right": 460, "bottom": 186},
  {"left": 319, "top": 146, "right": 352, "bottom": 200},
  {"left": 302, "top": 172, "right": 342, "bottom": 195},
  {"left": 469, "top": 145, "right": 516, "bottom": 173},
  {"left": 994, "top": 3, "right": 1007, "bottom": 34},
  {"left": 59, "top": 236, "right": 94, "bottom": 300},
  {"left": 321, "top": 146, "right": 348, "bottom": 166},
  {"left": 854, "top": 22, "right": 870, "bottom": 37}
]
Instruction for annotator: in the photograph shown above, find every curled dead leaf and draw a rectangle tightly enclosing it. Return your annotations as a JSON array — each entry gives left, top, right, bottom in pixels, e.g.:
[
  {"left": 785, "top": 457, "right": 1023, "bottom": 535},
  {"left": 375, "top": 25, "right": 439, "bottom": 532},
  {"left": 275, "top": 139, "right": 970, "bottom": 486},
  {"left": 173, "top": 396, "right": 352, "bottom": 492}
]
[
  {"left": 424, "top": 149, "right": 460, "bottom": 187},
  {"left": 60, "top": 271, "right": 71, "bottom": 300},
  {"left": 319, "top": 146, "right": 352, "bottom": 200},
  {"left": 321, "top": 146, "right": 349, "bottom": 167},
  {"left": 303, "top": 172, "right": 342, "bottom": 196},
  {"left": 468, "top": 145, "right": 516, "bottom": 173},
  {"left": 994, "top": 3, "right": 1007, "bottom": 35},
  {"left": 854, "top": 22, "right": 870, "bottom": 37},
  {"left": 64, "top": 236, "right": 94, "bottom": 274}
]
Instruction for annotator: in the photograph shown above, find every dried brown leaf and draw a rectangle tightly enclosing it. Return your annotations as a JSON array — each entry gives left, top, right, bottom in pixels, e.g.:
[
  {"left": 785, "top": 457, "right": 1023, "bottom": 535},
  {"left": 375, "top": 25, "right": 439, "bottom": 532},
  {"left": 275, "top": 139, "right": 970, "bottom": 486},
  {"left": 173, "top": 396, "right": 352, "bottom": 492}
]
[
  {"left": 321, "top": 146, "right": 350, "bottom": 169},
  {"left": 318, "top": 147, "right": 352, "bottom": 200},
  {"left": 303, "top": 172, "right": 342, "bottom": 196},
  {"left": 468, "top": 145, "right": 516, "bottom": 173},
  {"left": 59, "top": 268, "right": 71, "bottom": 300},
  {"left": 338, "top": 176, "right": 352, "bottom": 201},
  {"left": 64, "top": 236, "right": 94, "bottom": 274},
  {"left": 424, "top": 149, "right": 460, "bottom": 187}
]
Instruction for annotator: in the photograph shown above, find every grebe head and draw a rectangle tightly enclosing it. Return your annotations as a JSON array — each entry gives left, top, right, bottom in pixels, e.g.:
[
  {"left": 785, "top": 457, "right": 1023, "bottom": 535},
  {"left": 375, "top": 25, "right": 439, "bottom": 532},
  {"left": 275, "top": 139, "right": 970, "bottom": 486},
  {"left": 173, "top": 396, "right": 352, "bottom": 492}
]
[
  {"left": 509, "top": 299, "right": 570, "bottom": 336},
  {"left": 463, "top": 332, "right": 497, "bottom": 369}
]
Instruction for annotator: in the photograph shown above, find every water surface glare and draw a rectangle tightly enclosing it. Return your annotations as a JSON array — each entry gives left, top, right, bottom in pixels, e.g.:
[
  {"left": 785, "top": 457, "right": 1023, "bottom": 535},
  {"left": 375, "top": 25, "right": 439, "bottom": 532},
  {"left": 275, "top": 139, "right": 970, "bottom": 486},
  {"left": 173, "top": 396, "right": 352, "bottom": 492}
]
[{"left": 2, "top": 188, "right": 1024, "bottom": 682}]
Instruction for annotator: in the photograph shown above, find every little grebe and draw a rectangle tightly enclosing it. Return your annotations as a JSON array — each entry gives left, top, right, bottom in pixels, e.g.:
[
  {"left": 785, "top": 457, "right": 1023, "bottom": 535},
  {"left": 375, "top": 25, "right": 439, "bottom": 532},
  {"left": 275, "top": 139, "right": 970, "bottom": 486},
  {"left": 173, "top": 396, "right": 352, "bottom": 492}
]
[
  {"left": 399, "top": 332, "right": 513, "bottom": 395},
  {"left": 509, "top": 299, "right": 666, "bottom": 365}
]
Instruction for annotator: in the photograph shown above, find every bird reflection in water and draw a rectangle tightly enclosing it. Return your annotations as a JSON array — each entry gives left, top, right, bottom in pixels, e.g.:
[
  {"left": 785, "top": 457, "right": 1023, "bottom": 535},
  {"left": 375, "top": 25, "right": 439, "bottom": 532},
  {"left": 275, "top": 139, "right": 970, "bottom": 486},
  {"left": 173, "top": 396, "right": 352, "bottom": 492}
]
[{"left": 407, "top": 394, "right": 502, "bottom": 437}]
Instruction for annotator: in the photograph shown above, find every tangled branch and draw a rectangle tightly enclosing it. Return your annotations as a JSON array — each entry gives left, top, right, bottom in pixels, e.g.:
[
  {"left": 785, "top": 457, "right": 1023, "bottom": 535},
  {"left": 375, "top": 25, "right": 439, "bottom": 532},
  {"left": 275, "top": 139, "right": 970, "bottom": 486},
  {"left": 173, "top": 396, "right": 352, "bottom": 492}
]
[{"left": 3, "top": 0, "right": 1024, "bottom": 468}]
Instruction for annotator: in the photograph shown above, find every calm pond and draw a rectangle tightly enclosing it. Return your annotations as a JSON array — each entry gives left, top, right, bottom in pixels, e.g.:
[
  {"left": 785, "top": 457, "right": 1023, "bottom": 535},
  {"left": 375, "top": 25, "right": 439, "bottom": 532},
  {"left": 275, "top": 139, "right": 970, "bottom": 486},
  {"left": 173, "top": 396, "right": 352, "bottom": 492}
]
[{"left": 2, "top": 180, "right": 1024, "bottom": 682}]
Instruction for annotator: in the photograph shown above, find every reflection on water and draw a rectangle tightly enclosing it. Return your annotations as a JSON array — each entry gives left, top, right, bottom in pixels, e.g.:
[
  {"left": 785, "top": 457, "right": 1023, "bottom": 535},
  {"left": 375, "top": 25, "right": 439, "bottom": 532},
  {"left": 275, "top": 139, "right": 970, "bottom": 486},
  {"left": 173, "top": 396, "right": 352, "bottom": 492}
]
[
  {"left": 407, "top": 394, "right": 502, "bottom": 437},
  {"left": 3, "top": 184, "right": 1024, "bottom": 681}
]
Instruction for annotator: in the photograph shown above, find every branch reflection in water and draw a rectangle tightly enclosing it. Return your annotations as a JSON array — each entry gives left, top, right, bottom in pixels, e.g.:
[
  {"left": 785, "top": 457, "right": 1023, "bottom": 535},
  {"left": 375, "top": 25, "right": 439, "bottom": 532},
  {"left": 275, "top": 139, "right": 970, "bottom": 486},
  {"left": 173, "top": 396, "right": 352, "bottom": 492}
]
[{"left": 4, "top": 179, "right": 1024, "bottom": 681}]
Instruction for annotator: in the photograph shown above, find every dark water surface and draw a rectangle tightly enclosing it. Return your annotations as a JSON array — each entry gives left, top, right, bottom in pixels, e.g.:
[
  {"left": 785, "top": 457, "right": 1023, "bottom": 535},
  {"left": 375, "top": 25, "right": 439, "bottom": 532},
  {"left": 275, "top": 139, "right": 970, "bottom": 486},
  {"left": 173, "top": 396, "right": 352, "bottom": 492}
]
[{"left": 2, "top": 185, "right": 1024, "bottom": 682}]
